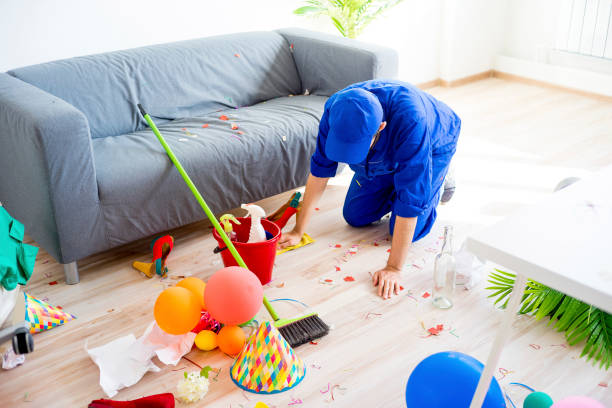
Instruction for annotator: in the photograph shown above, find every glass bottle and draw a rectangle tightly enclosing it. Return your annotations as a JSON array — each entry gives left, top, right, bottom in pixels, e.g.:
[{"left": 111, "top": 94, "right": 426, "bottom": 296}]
[{"left": 433, "top": 225, "right": 456, "bottom": 309}]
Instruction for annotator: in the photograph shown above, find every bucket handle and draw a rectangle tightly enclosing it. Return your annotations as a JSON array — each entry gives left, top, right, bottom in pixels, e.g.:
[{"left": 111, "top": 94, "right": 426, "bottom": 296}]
[{"left": 213, "top": 245, "right": 228, "bottom": 254}]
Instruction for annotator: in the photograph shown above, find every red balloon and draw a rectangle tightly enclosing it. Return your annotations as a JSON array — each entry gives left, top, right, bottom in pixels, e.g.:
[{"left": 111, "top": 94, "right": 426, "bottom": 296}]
[{"left": 204, "top": 266, "right": 263, "bottom": 325}]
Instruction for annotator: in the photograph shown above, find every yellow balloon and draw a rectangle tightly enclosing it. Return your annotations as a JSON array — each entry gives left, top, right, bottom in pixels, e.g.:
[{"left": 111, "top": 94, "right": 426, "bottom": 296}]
[{"left": 194, "top": 330, "right": 218, "bottom": 351}]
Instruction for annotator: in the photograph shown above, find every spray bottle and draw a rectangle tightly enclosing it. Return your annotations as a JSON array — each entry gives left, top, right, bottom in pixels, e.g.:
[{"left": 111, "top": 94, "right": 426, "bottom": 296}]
[
  {"left": 241, "top": 204, "right": 267, "bottom": 243},
  {"left": 220, "top": 214, "right": 241, "bottom": 241}
]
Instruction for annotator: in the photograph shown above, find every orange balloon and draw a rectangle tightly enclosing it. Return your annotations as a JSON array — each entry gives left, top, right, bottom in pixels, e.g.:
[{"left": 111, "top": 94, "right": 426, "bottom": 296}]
[
  {"left": 205, "top": 266, "right": 263, "bottom": 325},
  {"left": 154, "top": 287, "right": 201, "bottom": 335},
  {"left": 217, "top": 325, "right": 246, "bottom": 355},
  {"left": 176, "top": 277, "right": 207, "bottom": 310}
]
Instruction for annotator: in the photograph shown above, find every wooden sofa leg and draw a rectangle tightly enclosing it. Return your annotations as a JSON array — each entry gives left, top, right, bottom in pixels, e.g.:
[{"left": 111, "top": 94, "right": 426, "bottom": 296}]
[{"left": 63, "top": 262, "right": 79, "bottom": 285}]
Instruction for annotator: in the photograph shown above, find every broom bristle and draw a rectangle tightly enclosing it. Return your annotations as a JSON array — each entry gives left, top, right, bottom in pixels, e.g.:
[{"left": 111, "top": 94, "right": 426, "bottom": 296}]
[{"left": 278, "top": 314, "right": 329, "bottom": 348}]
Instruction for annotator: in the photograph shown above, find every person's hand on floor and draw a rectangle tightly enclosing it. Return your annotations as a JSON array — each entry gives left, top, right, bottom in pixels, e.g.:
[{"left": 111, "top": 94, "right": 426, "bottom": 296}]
[
  {"left": 372, "top": 266, "right": 401, "bottom": 299},
  {"left": 278, "top": 230, "right": 302, "bottom": 249}
]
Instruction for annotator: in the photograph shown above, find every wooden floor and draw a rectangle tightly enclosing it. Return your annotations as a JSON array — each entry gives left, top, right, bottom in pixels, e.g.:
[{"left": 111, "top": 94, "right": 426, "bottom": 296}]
[{"left": 2, "top": 78, "right": 611, "bottom": 407}]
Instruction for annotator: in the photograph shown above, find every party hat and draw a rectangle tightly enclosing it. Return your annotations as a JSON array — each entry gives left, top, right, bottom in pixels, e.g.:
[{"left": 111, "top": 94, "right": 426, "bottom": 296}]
[
  {"left": 230, "top": 321, "right": 306, "bottom": 394},
  {"left": 24, "top": 292, "right": 76, "bottom": 334}
]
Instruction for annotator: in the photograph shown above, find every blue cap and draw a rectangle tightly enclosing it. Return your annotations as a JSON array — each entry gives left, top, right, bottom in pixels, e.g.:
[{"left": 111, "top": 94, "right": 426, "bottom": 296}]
[{"left": 326, "top": 88, "right": 383, "bottom": 164}]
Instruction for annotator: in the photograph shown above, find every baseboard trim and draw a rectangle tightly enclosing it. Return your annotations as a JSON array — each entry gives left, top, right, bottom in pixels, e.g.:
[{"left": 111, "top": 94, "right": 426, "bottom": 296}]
[
  {"left": 491, "top": 70, "right": 612, "bottom": 102},
  {"left": 439, "top": 70, "right": 494, "bottom": 87},
  {"left": 493, "top": 54, "right": 612, "bottom": 100},
  {"left": 415, "top": 67, "right": 612, "bottom": 101},
  {"left": 415, "top": 78, "right": 442, "bottom": 89}
]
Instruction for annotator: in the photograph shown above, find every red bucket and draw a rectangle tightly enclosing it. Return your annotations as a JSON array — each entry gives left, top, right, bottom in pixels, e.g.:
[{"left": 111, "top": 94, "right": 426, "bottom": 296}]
[{"left": 212, "top": 217, "right": 281, "bottom": 285}]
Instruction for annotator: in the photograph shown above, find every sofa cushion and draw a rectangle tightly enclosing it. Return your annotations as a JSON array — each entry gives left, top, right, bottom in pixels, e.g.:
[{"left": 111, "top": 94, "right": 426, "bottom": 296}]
[
  {"left": 92, "top": 95, "right": 326, "bottom": 247},
  {"left": 8, "top": 32, "right": 301, "bottom": 139}
]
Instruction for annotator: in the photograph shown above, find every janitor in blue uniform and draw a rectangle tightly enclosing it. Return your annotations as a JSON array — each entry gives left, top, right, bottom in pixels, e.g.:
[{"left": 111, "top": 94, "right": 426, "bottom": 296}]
[{"left": 279, "top": 80, "right": 461, "bottom": 299}]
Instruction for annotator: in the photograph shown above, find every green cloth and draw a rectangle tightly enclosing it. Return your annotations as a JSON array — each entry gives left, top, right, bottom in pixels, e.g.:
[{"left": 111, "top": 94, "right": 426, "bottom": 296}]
[{"left": 0, "top": 206, "right": 38, "bottom": 290}]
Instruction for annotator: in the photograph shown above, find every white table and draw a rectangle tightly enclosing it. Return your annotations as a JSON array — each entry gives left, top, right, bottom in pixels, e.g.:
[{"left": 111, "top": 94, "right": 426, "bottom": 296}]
[{"left": 465, "top": 166, "right": 612, "bottom": 407}]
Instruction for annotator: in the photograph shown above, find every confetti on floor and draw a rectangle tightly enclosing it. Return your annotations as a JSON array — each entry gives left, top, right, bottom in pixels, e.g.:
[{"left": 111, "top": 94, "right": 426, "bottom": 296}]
[
  {"left": 529, "top": 344, "right": 542, "bottom": 350},
  {"left": 343, "top": 276, "right": 355, "bottom": 282},
  {"left": 427, "top": 324, "right": 444, "bottom": 336},
  {"left": 234, "top": 53, "right": 240, "bottom": 57},
  {"left": 422, "top": 291, "right": 431, "bottom": 298},
  {"left": 498, "top": 367, "right": 513, "bottom": 380},
  {"left": 335, "top": 244, "right": 342, "bottom": 248},
  {"left": 201, "top": 124, "right": 209, "bottom": 128},
  {"left": 386, "top": 249, "right": 391, "bottom": 253},
  {"left": 335, "top": 266, "right": 341, "bottom": 271},
  {"left": 219, "top": 115, "right": 229, "bottom": 121},
  {"left": 237, "top": 130, "right": 244, "bottom": 135},
  {"left": 310, "top": 341, "right": 318, "bottom": 345},
  {"left": 231, "top": 123, "right": 238, "bottom": 130},
  {"left": 275, "top": 282, "right": 285, "bottom": 288},
  {"left": 48, "top": 281, "right": 58, "bottom": 285}
]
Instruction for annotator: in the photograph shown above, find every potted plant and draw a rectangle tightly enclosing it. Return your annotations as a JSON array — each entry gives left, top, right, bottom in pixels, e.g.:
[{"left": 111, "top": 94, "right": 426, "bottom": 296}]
[
  {"left": 294, "top": 0, "right": 405, "bottom": 38},
  {"left": 487, "top": 269, "right": 611, "bottom": 369}
]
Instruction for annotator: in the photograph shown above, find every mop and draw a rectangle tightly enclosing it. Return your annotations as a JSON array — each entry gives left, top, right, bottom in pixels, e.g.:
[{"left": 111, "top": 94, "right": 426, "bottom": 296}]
[{"left": 137, "top": 104, "right": 329, "bottom": 347}]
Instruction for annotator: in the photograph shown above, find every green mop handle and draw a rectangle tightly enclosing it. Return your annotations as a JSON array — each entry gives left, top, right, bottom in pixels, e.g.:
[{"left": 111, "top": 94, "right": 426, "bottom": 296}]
[{"left": 137, "top": 104, "right": 280, "bottom": 321}]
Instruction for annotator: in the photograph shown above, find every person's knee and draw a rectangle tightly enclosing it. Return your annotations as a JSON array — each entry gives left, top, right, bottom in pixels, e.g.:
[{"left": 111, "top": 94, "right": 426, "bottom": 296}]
[{"left": 343, "top": 205, "right": 371, "bottom": 228}]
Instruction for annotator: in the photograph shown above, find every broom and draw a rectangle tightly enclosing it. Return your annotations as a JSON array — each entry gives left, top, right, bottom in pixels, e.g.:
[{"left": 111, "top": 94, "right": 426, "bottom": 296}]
[{"left": 138, "top": 104, "right": 329, "bottom": 347}]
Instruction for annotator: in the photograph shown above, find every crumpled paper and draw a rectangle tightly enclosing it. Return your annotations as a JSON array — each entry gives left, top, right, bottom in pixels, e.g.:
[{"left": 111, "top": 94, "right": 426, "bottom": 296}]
[
  {"left": 86, "top": 334, "right": 161, "bottom": 398},
  {"left": 2, "top": 347, "right": 25, "bottom": 370},
  {"left": 455, "top": 243, "right": 484, "bottom": 290},
  {"left": 131, "top": 322, "right": 196, "bottom": 366},
  {"left": 86, "top": 322, "right": 196, "bottom": 397}
]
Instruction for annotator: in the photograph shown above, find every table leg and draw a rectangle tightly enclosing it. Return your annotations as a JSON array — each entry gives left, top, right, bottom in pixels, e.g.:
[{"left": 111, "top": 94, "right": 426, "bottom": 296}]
[{"left": 469, "top": 273, "right": 527, "bottom": 408}]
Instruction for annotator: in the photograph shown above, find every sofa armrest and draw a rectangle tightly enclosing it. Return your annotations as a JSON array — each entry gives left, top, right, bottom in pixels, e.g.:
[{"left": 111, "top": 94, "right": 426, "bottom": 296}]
[
  {"left": 0, "top": 73, "right": 105, "bottom": 263},
  {"left": 277, "top": 28, "right": 398, "bottom": 96}
]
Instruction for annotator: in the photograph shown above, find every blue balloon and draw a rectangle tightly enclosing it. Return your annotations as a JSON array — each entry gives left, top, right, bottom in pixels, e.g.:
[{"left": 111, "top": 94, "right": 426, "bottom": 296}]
[{"left": 405, "top": 351, "right": 505, "bottom": 408}]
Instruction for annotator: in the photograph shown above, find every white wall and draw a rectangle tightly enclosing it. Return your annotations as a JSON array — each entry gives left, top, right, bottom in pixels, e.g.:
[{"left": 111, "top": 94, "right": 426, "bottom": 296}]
[
  {"left": 502, "top": 0, "right": 561, "bottom": 62},
  {"left": 439, "top": 0, "right": 507, "bottom": 81},
  {"left": 361, "top": 0, "right": 442, "bottom": 84},
  {"left": 0, "top": 0, "right": 446, "bottom": 84},
  {"left": 0, "top": 0, "right": 310, "bottom": 72}
]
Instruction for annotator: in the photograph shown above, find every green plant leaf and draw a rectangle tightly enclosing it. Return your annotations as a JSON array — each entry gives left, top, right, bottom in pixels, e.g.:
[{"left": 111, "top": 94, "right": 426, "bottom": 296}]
[
  {"left": 485, "top": 269, "right": 611, "bottom": 370},
  {"left": 294, "top": 0, "right": 406, "bottom": 38},
  {"left": 330, "top": 16, "right": 346, "bottom": 36},
  {"left": 200, "top": 366, "right": 213, "bottom": 378},
  {"left": 294, "top": 6, "right": 324, "bottom": 15}
]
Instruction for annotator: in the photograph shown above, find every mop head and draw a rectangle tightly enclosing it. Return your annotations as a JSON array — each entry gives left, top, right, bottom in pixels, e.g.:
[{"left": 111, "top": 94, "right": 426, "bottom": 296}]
[{"left": 231, "top": 321, "right": 306, "bottom": 394}]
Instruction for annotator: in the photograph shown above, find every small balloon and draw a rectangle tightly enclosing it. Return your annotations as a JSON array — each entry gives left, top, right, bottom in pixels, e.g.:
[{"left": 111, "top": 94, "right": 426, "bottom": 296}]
[
  {"left": 194, "top": 330, "right": 218, "bottom": 351},
  {"left": 524, "top": 391, "right": 554, "bottom": 408},
  {"left": 154, "top": 286, "right": 201, "bottom": 335},
  {"left": 176, "top": 277, "right": 206, "bottom": 310},
  {"left": 217, "top": 325, "right": 246, "bottom": 355},
  {"left": 205, "top": 266, "right": 263, "bottom": 325},
  {"left": 405, "top": 351, "right": 505, "bottom": 408}
]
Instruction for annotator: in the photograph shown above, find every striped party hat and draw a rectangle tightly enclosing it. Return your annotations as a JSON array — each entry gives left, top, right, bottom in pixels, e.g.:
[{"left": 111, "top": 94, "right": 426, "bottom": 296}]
[
  {"left": 24, "top": 292, "right": 76, "bottom": 334},
  {"left": 230, "top": 321, "right": 306, "bottom": 394}
]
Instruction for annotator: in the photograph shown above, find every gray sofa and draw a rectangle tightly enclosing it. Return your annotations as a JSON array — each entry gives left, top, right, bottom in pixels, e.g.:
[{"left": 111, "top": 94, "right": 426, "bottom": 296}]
[{"left": 0, "top": 28, "right": 397, "bottom": 284}]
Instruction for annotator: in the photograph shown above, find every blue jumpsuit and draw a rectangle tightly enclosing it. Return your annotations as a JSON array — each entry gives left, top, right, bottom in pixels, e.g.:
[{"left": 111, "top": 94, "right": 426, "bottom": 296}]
[{"left": 310, "top": 80, "right": 461, "bottom": 241}]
